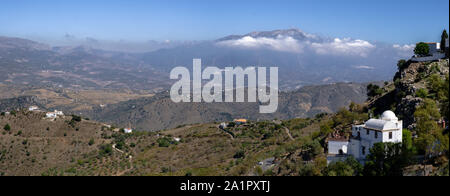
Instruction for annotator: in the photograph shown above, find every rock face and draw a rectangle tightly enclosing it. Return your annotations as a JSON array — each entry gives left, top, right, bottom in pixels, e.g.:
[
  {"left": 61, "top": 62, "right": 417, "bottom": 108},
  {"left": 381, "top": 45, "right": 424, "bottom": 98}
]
[
  {"left": 370, "top": 59, "right": 449, "bottom": 129},
  {"left": 396, "top": 96, "right": 423, "bottom": 129}
]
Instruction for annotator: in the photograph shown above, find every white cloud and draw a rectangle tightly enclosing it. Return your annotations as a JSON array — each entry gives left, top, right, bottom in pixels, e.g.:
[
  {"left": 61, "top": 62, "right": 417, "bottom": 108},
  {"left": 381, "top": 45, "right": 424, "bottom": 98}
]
[
  {"left": 217, "top": 35, "right": 304, "bottom": 53},
  {"left": 354, "top": 65, "right": 375, "bottom": 70},
  {"left": 311, "top": 38, "right": 376, "bottom": 57},
  {"left": 393, "top": 44, "right": 415, "bottom": 51},
  {"left": 217, "top": 35, "right": 377, "bottom": 57},
  {"left": 392, "top": 44, "right": 415, "bottom": 57}
]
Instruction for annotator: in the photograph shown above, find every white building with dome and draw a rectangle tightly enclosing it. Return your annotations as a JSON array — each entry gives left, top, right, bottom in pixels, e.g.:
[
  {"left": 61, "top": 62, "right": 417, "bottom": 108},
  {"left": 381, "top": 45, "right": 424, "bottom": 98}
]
[{"left": 328, "top": 111, "right": 403, "bottom": 162}]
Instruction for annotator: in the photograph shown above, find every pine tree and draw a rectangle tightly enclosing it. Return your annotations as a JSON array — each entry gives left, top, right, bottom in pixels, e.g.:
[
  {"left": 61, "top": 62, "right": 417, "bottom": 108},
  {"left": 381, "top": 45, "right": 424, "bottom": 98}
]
[{"left": 441, "top": 29, "right": 448, "bottom": 51}]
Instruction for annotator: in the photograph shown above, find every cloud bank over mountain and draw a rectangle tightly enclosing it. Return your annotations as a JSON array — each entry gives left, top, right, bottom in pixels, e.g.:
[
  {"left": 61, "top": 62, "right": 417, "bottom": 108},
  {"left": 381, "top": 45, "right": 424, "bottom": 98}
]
[
  {"left": 217, "top": 35, "right": 305, "bottom": 53},
  {"left": 136, "top": 28, "right": 417, "bottom": 90},
  {"left": 310, "top": 38, "right": 376, "bottom": 57},
  {"left": 216, "top": 29, "right": 412, "bottom": 59}
]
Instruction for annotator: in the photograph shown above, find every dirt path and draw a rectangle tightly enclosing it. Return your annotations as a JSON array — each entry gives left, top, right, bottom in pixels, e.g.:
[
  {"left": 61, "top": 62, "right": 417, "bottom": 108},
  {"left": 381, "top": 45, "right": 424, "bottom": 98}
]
[
  {"left": 112, "top": 143, "right": 134, "bottom": 176},
  {"left": 217, "top": 125, "right": 235, "bottom": 140},
  {"left": 284, "top": 127, "right": 295, "bottom": 141}
]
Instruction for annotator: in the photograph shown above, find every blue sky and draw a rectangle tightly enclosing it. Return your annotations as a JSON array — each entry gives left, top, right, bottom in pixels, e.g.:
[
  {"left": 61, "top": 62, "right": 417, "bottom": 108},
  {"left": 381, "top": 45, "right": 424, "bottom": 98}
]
[{"left": 0, "top": 0, "right": 448, "bottom": 44}]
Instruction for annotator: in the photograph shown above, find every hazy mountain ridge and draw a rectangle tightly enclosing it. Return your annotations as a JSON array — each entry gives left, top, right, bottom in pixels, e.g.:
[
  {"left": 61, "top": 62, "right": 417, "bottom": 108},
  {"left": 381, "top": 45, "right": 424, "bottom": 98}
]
[
  {"left": 91, "top": 82, "right": 370, "bottom": 131},
  {"left": 1, "top": 28, "right": 413, "bottom": 92},
  {"left": 0, "top": 36, "right": 170, "bottom": 91}
]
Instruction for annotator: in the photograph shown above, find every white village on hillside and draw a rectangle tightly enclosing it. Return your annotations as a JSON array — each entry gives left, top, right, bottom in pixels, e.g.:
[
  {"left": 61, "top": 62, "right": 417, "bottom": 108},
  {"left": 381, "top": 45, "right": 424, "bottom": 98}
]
[{"left": 28, "top": 106, "right": 64, "bottom": 119}]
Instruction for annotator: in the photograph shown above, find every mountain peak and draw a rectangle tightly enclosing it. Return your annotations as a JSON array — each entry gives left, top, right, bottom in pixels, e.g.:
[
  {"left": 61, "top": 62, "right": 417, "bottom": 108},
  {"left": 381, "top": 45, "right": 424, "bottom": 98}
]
[{"left": 216, "top": 28, "right": 320, "bottom": 42}]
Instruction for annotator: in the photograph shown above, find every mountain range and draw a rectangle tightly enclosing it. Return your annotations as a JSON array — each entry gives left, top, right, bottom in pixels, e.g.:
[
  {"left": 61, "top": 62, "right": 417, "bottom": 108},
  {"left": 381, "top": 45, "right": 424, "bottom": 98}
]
[
  {"left": 0, "top": 29, "right": 400, "bottom": 131},
  {"left": 1, "top": 29, "right": 414, "bottom": 91},
  {"left": 90, "top": 82, "right": 372, "bottom": 131}
]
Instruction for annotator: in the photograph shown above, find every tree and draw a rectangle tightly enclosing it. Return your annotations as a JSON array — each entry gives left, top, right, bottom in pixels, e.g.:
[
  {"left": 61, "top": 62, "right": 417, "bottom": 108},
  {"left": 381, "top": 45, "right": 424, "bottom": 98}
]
[
  {"left": 325, "top": 156, "right": 362, "bottom": 176},
  {"left": 440, "top": 75, "right": 449, "bottom": 121},
  {"left": 367, "top": 84, "right": 383, "bottom": 98},
  {"left": 3, "top": 124, "right": 11, "bottom": 131},
  {"left": 441, "top": 29, "right": 448, "bottom": 51},
  {"left": 157, "top": 137, "right": 171, "bottom": 147},
  {"left": 88, "top": 138, "right": 95, "bottom": 146},
  {"left": 415, "top": 88, "right": 428, "bottom": 99},
  {"left": 414, "top": 99, "right": 441, "bottom": 136},
  {"left": 326, "top": 161, "right": 354, "bottom": 176},
  {"left": 397, "top": 59, "right": 407, "bottom": 70},
  {"left": 233, "top": 150, "right": 245, "bottom": 159},
  {"left": 414, "top": 42, "right": 430, "bottom": 56},
  {"left": 402, "top": 129, "right": 414, "bottom": 151},
  {"left": 98, "top": 144, "right": 113, "bottom": 157},
  {"left": 363, "top": 142, "right": 413, "bottom": 176},
  {"left": 71, "top": 115, "right": 82, "bottom": 122}
]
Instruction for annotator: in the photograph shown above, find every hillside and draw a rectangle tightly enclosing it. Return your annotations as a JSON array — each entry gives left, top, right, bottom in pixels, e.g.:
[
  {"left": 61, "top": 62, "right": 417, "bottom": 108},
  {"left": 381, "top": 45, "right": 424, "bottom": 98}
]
[
  {"left": 0, "top": 84, "right": 155, "bottom": 113},
  {"left": 0, "top": 36, "right": 170, "bottom": 92},
  {"left": 0, "top": 109, "right": 325, "bottom": 176},
  {"left": 368, "top": 59, "right": 449, "bottom": 128},
  {"left": 0, "top": 110, "right": 126, "bottom": 175},
  {"left": 0, "top": 96, "right": 46, "bottom": 112},
  {"left": 91, "top": 82, "right": 370, "bottom": 131},
  {"left": 1, "top": 57, "right": 448, "bottom": 176}
]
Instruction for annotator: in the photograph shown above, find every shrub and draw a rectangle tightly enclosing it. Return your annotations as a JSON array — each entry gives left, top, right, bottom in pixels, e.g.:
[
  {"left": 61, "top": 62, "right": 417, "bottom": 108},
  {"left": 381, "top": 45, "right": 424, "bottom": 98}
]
[
  {"left": 99, "top": 144, "right": 113, "bottom": 156},
  {"left": 397, "top": 59, "right": 407, "bottom": 70},
  {"left": 233, "top": 150, "right": 245, "bottom": 159},
  {"left": 157, "top": 137, "right": 172, "bottom": 147},
  {"left": 88, "top": 139, "right": 95, "bottom": 146},
  {"left": 367, "top": 84, "right": 383, "bottom": 98},
  {"left": 3, "top": 124, "right": 11, "bottom": 131},
  {"left": 71, "top": 115, "right": 82, "bottom": 122},
  {"left": 363, "top": 142, "right": 413, "bottom": 176},
  {"left": 415, "top": 88, "right": 428, "bottom": 98},
  {"left": 402, "top": 129, "right": 413, "bottom": 151},
  {"left": 161, "top": 167, "right": 170, "bottom": 173},
  {"left": 414, "top": 42, "right": 430, "bottom": 56},
  {"left": 228, "top": 122, "right": 236, "bottom": 127},
  {"left": 326, "top": 161, "right": 354, "bottom": 176}
]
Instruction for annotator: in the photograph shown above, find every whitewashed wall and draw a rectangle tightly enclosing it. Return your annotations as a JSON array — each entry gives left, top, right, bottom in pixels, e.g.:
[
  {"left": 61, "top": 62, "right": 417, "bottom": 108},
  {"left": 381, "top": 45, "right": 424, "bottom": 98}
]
[{"left": 328, "top": 141, "right": 349, "bottom": 155}]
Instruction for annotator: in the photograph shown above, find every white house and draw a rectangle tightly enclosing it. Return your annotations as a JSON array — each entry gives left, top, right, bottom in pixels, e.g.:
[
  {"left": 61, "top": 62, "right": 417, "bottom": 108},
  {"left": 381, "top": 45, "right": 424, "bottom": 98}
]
[
  {"left": 54, "top": 110, "right": 64, "bottom": 116},
  {"left": 426, "top": 42, "right": 441, "bottom": 55},
  {"left": 46, "top": 112, "right": 57, "bottom": 118},
  {"left": 124, "top": 128, "right": 133, "bottom": 134},
  {"left": 45, "top": 110, "right": 64, "bottom": 119},
  {"left": 328, "top": 110, "right": 403, "bottom": 163},
  {"left": 28, "top": 106, "right": 39, "bottom": 111},
  {"left": 219, "top": 122, "right": 228, "bottom": 129}
]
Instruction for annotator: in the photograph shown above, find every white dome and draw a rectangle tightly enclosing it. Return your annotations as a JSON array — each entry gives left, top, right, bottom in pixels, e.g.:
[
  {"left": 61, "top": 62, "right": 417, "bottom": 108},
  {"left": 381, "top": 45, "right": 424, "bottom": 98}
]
[{"left": 381, "top": 110, "right": 398, "bottom": 121}]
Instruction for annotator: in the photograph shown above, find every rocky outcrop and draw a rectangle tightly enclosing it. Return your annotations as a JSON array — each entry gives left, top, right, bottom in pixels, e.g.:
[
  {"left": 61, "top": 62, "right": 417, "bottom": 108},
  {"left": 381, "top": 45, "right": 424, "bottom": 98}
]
[
  {"left": 371, "top": 59, "right": 449, "bottom": 129},
  {"left": 396, "top": 96, "right": 423, "bottom": 129}
]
